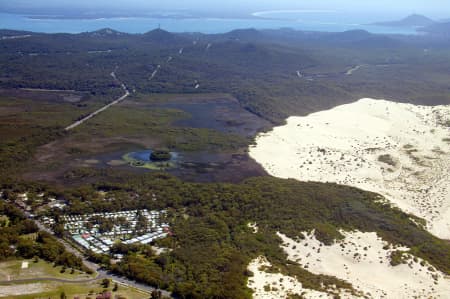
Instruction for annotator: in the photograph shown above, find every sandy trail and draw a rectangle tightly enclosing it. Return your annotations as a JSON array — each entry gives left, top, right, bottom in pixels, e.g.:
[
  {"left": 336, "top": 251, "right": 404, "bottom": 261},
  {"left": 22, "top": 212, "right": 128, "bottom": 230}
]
[
  {"left": 346, "top": 65, "right": 363, "bottom": 75},
  {"left": 20, "top": 88, "right": 76, "bottom": 92},
  {"left": 149, "top": 65, "right": 161, "bottom": 81},
  {"left": 1, "top": 35, "right": 31, "bottom": 40}
]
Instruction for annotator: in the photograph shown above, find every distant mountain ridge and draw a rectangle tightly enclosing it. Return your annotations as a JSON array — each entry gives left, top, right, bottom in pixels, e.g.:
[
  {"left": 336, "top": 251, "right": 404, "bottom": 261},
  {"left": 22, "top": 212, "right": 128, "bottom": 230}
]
[
  {"left": 85, "top": 28, "right": 126, "bottom": 37},
  {"left": 372, "top": 14, "right": 436, "bottom": 27},
  {"left": 141, "top": 28, "right": 189, "bottom": 45}
]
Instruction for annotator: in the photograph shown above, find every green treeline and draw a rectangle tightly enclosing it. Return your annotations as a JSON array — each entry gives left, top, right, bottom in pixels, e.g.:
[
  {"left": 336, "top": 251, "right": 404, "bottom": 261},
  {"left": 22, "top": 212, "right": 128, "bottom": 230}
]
[
  {"left": 0, "top": 200, "right": 87, "bottom": 272},
  {"left": 4, "top": 30, "right": 450, "bottom": 125},
  {"left": 5, "top": 172, "right": 448, "bottom": 298}
]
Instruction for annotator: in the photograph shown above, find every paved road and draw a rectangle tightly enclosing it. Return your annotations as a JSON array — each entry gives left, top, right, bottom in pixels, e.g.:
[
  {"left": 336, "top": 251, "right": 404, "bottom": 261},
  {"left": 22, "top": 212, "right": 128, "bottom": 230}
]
[
  {"left": 65, "top": 71, "right": 130, "bottom": 131},
  {"left": 20, "top": 88, "right": 77, "bottom": 92}
]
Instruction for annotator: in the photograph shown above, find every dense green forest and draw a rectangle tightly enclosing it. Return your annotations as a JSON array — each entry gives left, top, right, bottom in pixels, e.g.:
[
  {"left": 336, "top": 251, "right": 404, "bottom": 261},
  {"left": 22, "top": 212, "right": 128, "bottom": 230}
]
[
  {"left": 3, "top": 28, "right": 450, "bottom": 124},
  {"left": 3, "top": 171, "right": 450, "bottom": 298},
  {"left": 0, "top": 199, "right": 87, "bottom": 272}
]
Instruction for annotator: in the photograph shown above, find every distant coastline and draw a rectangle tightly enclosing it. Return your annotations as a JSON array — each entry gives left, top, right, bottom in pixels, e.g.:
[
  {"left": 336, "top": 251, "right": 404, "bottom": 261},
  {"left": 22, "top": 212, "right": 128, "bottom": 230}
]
[
  {"left": 0, "top": 12, "right": 418, "bottom": 35},
  {"left": 25, "top": 14, "right": 196, "bottom": 21},
  {"left": 252, "top": 9, "right": 336, "bottom": 18}
]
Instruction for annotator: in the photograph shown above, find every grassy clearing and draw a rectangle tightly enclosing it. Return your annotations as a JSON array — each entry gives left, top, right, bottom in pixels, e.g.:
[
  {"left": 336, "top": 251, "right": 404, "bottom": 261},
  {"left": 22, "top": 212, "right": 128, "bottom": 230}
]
[
  {"left": 0, "top": 91, "right": 250, "bottom": 182},
  {"left": 0, "top": 216, "right": 9, "bottom": 227},
  {"left": 0, "top": 279, "right": 150, "bottom": 299},
  {"left": 0, "top": 95, "right": 100, "bottom": 176},
  {"left": 130, "top": 92, "right": 235, "bottom": 105},
  {"left": 0, "top": 96, "right": 100, "bottom": 130},
  {"left": 0, "top": 259, "right": 94, "bottom": 281},
  {"left": 68, "top": 101, "right": 249, "bottom": 152}
]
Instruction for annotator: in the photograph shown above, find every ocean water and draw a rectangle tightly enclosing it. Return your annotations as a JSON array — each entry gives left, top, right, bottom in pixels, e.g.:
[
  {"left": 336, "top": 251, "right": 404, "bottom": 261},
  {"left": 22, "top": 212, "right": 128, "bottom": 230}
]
[{"left": 0, "top": 11, "right": 418, "bottom": 35}]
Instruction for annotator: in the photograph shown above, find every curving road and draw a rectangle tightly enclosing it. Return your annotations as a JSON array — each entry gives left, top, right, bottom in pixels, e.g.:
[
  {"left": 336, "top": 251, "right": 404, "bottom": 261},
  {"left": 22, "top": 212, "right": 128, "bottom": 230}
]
[{"left": 65, "top": 71, "right": 130, "bottom": 131}]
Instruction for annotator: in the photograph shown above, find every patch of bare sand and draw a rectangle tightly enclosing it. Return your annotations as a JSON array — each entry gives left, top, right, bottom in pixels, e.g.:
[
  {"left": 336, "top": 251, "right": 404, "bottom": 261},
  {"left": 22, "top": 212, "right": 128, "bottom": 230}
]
[
  {"left": 278, "top": 230, "right": 450, "bottom": 298},
  {"left": 0, "top": 283, "right": 48, "bottom": 296},
  {"left": 247, "top": 256, "right": 333, "bottom": 299}
]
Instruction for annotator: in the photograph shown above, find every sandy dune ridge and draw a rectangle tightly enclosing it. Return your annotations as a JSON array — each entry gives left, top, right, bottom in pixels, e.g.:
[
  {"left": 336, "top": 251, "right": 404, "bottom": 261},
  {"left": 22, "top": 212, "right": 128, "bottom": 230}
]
[
  {"left": 247, "top": 256, "right": 332, "bottom": 299},
  {"left": 278, "top": 230, "right": 450, "bottom": 298},
  {"left": 247, "top": 98, "right": 450, "bottom": 298},
  {"left": 249, "top": 98, "right": 450, "bottom": 239},
  {"left": 247, "top": 229, "right": 450, "bottom": 298}
]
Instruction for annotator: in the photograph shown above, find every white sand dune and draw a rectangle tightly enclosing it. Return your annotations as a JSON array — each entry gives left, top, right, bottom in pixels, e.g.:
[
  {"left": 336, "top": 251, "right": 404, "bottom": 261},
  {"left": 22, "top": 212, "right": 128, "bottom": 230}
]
[
  {"left": 247, "top": 230, "right": 450, "bottom": 298},
  {"left": 249, "top": 98, "right": 450, "bottom": 239},
  {"left": 278, "top": 230, "right": 450, "bottom": 298}
]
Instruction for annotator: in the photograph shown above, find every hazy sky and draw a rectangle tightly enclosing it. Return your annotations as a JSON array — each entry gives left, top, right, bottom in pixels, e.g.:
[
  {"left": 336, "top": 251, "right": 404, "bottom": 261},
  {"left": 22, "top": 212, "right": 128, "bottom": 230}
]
[{"left": 1, "top": 0, "right": 449, "bottom": 18}]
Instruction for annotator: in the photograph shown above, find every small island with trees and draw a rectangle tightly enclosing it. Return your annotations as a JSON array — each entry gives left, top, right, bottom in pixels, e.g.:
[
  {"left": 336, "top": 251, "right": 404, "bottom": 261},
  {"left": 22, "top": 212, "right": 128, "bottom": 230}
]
[
  {"left": 122, "top": 149, "right": 177, "bottom": 170},
  {"left": 150, "top": 149, "right": 172, "bottom": 162}
]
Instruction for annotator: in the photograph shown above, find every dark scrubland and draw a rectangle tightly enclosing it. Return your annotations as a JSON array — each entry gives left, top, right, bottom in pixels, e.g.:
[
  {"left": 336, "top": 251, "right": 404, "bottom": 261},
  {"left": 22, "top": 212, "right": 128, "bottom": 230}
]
[
  {"left": 2, "top": 28, "right": 450, "bottom": 183},
  {"left": 3, "top": 28, "right": 450, "bottom": 124}
]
